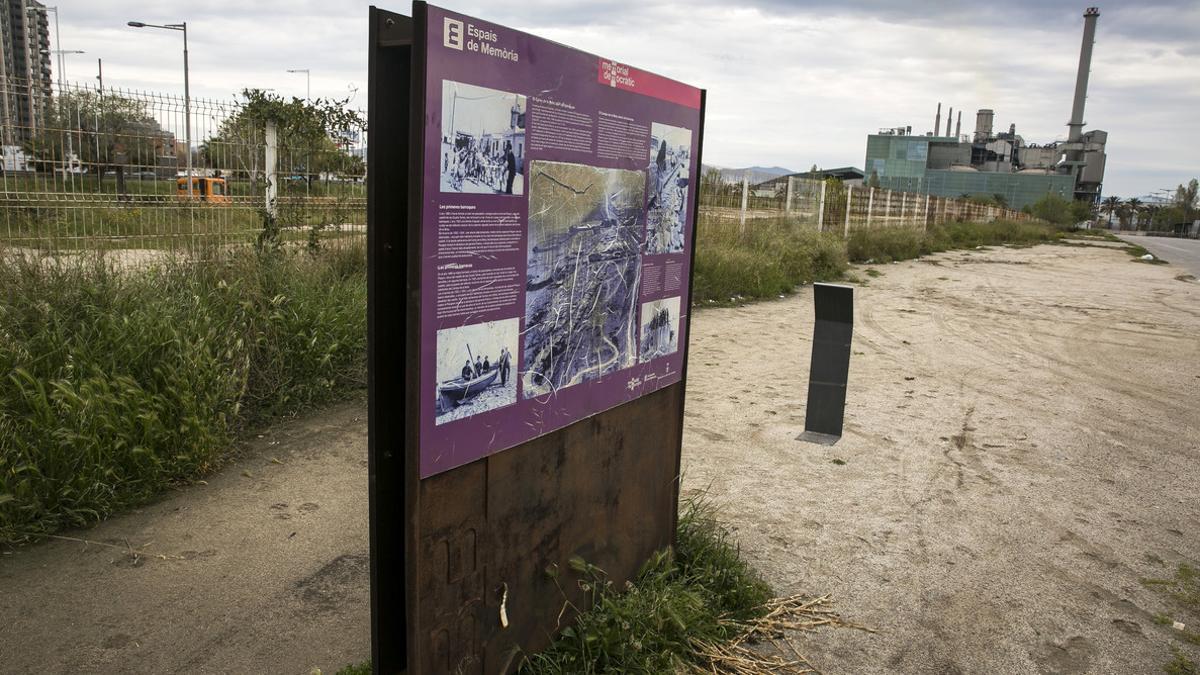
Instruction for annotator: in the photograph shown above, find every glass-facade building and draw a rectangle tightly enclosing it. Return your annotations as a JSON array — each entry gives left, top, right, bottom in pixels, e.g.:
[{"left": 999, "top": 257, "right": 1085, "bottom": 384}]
[{"left": 864, "top": 134, "right": 1075, "bottom": 209}]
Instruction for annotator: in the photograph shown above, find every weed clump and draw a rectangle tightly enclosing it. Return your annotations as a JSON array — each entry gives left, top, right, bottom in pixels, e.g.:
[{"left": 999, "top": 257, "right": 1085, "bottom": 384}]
[
  {"left": 693, "top": 216, "right": 848, "bottom": 304},
  {"left": 847, "top": 220, "right": 1059, "bottom": 263},
  {"left": 692, "top": 217, "right": 1061, "bottom": 305},
  {"left": 0, "top": 244, "right": 366, "bottom": 543},
  {"left": 520, "top": 495, "right": 773, "bottom": 673},
  {"left": 1166, "top": 648, "right": 1198, "bottom": 675}
]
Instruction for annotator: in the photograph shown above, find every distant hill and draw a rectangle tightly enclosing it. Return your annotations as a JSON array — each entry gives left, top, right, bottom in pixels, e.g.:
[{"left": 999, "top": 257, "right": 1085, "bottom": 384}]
[{"left": 702, "top": 164, "right": 796, "bottom": 185}]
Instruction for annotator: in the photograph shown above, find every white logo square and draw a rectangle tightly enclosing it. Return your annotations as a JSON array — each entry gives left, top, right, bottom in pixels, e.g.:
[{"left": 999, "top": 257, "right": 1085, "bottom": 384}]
[{"left": 443, "top": 18, "right": 464, "bottom": 50}]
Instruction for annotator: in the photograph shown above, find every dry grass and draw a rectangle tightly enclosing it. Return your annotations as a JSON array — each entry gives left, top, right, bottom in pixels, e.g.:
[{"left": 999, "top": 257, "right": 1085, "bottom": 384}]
[{"left": 690, "top": 594, "right": 874, "bottom": 674}]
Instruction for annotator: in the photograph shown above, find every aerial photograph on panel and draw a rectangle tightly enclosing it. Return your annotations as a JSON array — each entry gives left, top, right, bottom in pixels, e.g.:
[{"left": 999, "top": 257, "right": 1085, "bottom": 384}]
[
  {"left": 645, "top": 122, "right": 692, "bottom": 253},
  {"left": 440, "top": 79, "right": 527, "bottom": 195},
  {"left": 523, "top": 160, "right": 647, "bottom": 398}
]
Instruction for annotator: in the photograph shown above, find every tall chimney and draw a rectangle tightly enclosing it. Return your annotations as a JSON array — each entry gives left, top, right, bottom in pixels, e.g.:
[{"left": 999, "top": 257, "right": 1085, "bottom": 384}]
[
  {"left": 955, "top": 111, "right": 962, "bottom": 138},
  {"left": 974, "top": 109, "right": 994, "bottom": 143},
  {"left": 934, "top": 102, "right": 942, "bottom": 137},
  {"left": 1068, "top": 7, "right": 1101, "bottom": 143},
  {"left": 946, "top": 107, "right": 953, "bottom": 137}
]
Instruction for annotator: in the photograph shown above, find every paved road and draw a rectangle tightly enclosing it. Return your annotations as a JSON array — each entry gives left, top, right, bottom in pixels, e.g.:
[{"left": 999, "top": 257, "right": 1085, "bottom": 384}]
[{"left": 1118, "top": 233, "right": 1200, "bottom": 276}]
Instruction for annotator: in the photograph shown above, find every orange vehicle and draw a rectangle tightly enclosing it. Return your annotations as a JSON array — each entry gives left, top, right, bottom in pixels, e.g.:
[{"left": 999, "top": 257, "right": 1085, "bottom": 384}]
[{"left": 176, "top": 176, "right": 231, "bottom": 204}]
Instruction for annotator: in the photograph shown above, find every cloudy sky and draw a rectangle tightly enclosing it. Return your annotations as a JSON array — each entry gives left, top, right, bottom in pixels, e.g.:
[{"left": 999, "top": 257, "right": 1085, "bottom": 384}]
[{"left": 51, "top": 0, "right": 1199, "bottom": 198}]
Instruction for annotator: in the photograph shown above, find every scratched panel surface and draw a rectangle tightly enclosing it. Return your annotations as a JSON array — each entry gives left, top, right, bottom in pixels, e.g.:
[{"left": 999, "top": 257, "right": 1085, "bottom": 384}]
[{"left": 414, "top": 383, "right": 682, "bottom": 673}]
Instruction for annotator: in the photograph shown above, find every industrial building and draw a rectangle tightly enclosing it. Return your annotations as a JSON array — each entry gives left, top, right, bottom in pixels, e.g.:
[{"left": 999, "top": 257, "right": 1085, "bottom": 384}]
[
  {"left": 863, "top": 7, "right": 1107, "bottom": 210},
  {"left": 752, "top": 166, "right": 865, "bottom": 196},
  {"left": 0, "top": 0, "right": 53, "bottom": 145}
]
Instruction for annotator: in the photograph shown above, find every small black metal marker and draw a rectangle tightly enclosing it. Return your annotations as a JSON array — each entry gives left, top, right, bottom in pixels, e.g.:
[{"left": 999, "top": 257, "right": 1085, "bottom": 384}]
[{"left": 797, "top": 283, "right": 854, "bottom": 445}]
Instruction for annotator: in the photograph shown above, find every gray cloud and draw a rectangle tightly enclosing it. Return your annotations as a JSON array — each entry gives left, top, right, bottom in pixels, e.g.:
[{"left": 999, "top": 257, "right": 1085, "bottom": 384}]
[{"left": 51, "top": 0, "right": 1200, "bottom": 197}]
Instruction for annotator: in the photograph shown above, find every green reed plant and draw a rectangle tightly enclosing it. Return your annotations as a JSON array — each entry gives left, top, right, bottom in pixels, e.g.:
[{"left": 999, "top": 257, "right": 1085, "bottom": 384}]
[{"left": 0, "top": 243, "right": 366, "bottom": 544}]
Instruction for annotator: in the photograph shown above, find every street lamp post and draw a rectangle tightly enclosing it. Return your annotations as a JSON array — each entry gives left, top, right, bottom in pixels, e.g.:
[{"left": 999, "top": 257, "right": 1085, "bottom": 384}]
[
  {"left": 49, "top": 49, "right": 84, "bottom": 176},
  {"left": 127, "top": 20, "right": 191, "bottom": 197},
  {"left": 50, "top": 49, "right": 84, "bottom": 86},
  {"left": 37, "top": 6, "right": 64, "bottom": 91},
  {"left": 286, "top": 68, "right": 310, "bottom": 102},
  {"left": 286, "top": 69, "right": 312, "bottom": 195}
]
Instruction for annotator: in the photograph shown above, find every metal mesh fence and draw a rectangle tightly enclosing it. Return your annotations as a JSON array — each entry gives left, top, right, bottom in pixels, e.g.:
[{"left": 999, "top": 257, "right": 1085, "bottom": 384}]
[
  {"left": 0, "top": 77, "right": 1038, "bottom": 256},
  {"left": 0, "top": 76, "right": 365, "bottom": 253},
  {"left": 697, "top": 171, "right": 1039, "bottom": 235}
]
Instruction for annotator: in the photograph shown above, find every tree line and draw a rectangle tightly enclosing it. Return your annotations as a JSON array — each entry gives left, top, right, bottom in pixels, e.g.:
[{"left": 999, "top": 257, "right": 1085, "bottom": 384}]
[
  {"left": 18, "top": 88, "right": 365, "bottom": 195},
  {"left": 1098, "top": 180, "right": 1198, "bottom": 232}
]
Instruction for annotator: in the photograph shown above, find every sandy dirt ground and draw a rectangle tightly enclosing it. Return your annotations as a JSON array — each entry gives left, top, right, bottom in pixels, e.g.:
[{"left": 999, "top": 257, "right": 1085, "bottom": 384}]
[
  {"left": 1, "top": 242, "right": 1198, "bottom": 673},
  {"left": 0, "top": 400, "right": 372, "bottom": 674},
  {"left": 682, "top": 242, "right": 1200, "bottom": 673}
]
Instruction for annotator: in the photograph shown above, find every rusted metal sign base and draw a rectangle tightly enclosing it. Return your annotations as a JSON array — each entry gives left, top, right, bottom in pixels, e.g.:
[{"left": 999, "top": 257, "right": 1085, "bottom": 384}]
[{"left": 414, "top": 384, "right": 682, "bottom": 673}]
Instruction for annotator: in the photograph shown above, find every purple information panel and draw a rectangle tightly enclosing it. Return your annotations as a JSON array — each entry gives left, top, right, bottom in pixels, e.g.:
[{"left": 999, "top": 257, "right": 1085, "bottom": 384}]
[{"left": 419, "top": 4, "right": 702, "bottom": 478}]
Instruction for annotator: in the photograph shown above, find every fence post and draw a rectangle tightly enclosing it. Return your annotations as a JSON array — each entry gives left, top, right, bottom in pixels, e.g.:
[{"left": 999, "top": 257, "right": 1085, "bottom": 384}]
[
  {"left": 923, "top": 194, "right": 930, "bottom": 232},
  {"left": 265, "top": 119, "right": 279, "bottom": 219},
  {"left": 739, "top": 173, "right": 749, "bottom": 232},
  {"left": 817, "top": 180, "right": 827, "bottom": 231},
  {"left": 844, "top": 185, "right": 853, "bottom": 239},
  {"left": 785, "top": 176, "right": 793, "bottom": 215},
  {"left": 866, "top": 187, "right": 875, "bottom": 228},
  {"left": 900, "top": 192, "right": 907, "bottom": 226}
]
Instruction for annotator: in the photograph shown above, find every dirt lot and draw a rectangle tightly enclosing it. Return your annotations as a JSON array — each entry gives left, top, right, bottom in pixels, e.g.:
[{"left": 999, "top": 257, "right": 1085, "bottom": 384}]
[
  {"left": 683, "top": 242, "right": 1200, "bottom": 673},
  {"left": 1, "top": 241, "right": 1197, "bottom": 673}
]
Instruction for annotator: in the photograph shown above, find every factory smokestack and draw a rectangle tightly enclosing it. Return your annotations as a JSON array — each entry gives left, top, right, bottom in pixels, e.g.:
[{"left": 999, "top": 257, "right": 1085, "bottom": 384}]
[
  {"left": 1068, "top": 7, "right": 1101, "bottom": 142},
  {"left": 955, "top": 111, "right": 961, "bottom": 138},
  {"left": 934, "top": 102, "right": 942, "bottom": 137},
  {"left": 946, "top": 107, "right": 953, "bottom": 137},
  {"left": 974, "top": 109, "right": 994, "bottom": 143}
]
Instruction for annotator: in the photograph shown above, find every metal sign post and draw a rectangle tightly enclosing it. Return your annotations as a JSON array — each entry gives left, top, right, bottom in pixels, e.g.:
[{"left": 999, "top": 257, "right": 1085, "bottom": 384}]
[{"left": 798, "top": 283, "right": 854, "bottom": 445}]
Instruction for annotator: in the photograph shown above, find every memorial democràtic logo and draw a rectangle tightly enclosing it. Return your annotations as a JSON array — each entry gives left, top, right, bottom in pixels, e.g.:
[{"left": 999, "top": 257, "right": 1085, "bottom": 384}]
[{"left": 443, "top": 17, "right": 464, "bottom": 50}]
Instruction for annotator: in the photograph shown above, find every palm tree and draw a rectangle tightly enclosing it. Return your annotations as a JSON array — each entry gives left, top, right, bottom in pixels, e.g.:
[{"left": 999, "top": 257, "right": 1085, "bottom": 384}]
[
  {"left": 1125, "top": 197, "right": 1143, "bottom": 229},
  {"left": 1101, "top": 195, "right": 1121, "bottom": 228},
  {"left": 1143, "top": 204, "right": 1161, "bottom": 230}
]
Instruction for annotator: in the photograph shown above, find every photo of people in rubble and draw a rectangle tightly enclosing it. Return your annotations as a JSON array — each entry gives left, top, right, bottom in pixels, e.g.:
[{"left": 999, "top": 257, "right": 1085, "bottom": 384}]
[
  {"left": 645, "top": 122, "right": 692, "bottom": 254},
  {"left": 440, "top": 79, "right": 527, "bottom": 195}
]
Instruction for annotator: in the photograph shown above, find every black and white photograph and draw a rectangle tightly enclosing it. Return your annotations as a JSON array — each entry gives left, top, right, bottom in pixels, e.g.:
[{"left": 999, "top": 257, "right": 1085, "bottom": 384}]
[
  {"left": 440, "top": 80, "right": 527, "bottom": 195},
  {"left": 645, "top": 122, "right": 692, "bottom": 254},
  {"left": 435, "top": 318, "right": 519, "bottom": 424},
  {"left": 638, "top": 296, "right": 681, "bottom": 362},
  {"left": 523, "top": 160, "right": 647, "bottom": 398}
]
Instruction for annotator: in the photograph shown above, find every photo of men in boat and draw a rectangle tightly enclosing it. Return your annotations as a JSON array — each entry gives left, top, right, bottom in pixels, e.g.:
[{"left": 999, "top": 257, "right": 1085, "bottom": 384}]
[
  {"left": 435, "top": 318, "right": 518, "bottom": 425},
  {"left": 523, "top": 160, "right": 647, "bottom": 399},
  {"left": 639, "top": 296, "right": 681, "bottom": 363},
  {"left": 645, "top": 122, "right": 692, "bottom": 254},
  {"left": 440, "top": 80, "right": 527, "bottom": 195}
]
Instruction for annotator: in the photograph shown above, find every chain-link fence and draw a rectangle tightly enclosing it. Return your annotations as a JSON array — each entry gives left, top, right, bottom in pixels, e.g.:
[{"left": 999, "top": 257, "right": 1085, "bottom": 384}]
[
  {"left": 1, "top": 76, "right": 1041, "bottom": 256},
  {"left": 0, "top": 76, "right": 365, "bottom": 253},
  {"left": 698, "top": 171, "right": 1040, "bottom": 235}
]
